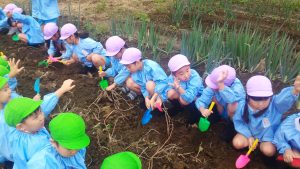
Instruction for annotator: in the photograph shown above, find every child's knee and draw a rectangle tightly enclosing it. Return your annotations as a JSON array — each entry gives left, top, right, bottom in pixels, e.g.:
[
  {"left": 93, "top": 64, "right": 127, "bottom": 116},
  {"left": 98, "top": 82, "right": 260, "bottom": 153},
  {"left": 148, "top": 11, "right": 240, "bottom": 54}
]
[
  {"left": 260, "top": 142, "right": 276, "bottom": 157},
  {"left": 167, "top": 89, "right": 179, "bottom": 100},
  {"left": 91, "top": 54, "right": 104, "bottom": 66},
  {"left": 232, "top": 135, "right": 247, "bottom": 149},
  {"left": 146, "top": 81, "right": 155, "bottom": 93}
]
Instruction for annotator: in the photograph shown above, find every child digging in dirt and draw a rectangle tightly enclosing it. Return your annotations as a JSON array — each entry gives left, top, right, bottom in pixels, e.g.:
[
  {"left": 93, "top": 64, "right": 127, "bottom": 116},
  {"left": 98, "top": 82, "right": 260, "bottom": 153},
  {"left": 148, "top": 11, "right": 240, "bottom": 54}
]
[
  {"left": 163, "top": 54, "right": 204, "bottom": 125},
  {"left": 119, "top": 47, "right": 168, "bottom": 110},
  {"left": 59, "top": 23, "right": 110, "bottom": 76},
  {"left": 0, "top": 6, "right": 10, "bottom": 34},
  {"left": 1, "top": 3, "right": 19, "bottom": 35},
  {"left": 3, "top": 79, "right": 75, "bottom": 168},
  {"left": 43, "top": 22, "right": 71, "bottom": 60},
  {"left": 26, "top": 112, "right": 90, "bottom": 169},
  {"left": 273, "top": 112, "right": 300, "bottom": 167},
  {"left": 99, "top": 36, "right": 137, "bottom": 99},
  {"left": 196, "top": 65, "right": 245, "bottom": 141},
  {"left": 0, "top": 58, "right": 23, "bottom": 90},
  {"left": 6, "top": 7, "right": 45, "bottom": 47},
  {"left": 232, "top": 75, "right": 300, "bottom": 157},
  {"left": 100, "top": 151, "right": 142, "bottom": 169}
]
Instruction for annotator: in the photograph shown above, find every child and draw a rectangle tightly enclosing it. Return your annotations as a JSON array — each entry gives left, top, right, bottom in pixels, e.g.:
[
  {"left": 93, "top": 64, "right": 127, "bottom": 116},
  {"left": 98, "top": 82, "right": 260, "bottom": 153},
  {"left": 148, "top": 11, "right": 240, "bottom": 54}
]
[
  {"left": 119, "top": 47, "right": 168, "bottom": 109},
  {"left": 100, "top": 36, "right": 137, "bottom": 99},
  {"left": 273, "top": 112, "right": 300, "bottom": 165},
  {"left": 2, "top": 3, "right": 18, "bottom": 35},
  {"left": 31, "top": 0, "right": 60, "bottom": 26},
  {"left": 100, "top": 151, "right": 142, "bottom": 169},
  {"left": 164, "top": 54, "right": 204, "bottom": 124},
  {"left": 232, "top": 75, "right": 300, "bottom": 157},
  {"left": 27, "top": 112, "right": 90, "bottom": 168},
  {"left": 0, "top": 7, "right": 9, "bottom": 34},
  {"left": 4, "top": 79, "right": 75, "bottom": 168},
  {"left": 43, "top": 22, "right": 70, "bottom": 59},
  {"left": 6, "top": 7, "right": 44, "bottom": 46},
  {"left": 59, "top": 23, "right": 110, "bottom": 75}
]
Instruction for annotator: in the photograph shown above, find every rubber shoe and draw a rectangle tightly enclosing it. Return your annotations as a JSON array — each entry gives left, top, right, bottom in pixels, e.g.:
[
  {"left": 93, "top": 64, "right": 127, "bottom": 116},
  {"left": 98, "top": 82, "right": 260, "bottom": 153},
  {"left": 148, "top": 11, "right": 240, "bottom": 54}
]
[{"left": 127, "top": 90, "right": 137, "bottom": 100}]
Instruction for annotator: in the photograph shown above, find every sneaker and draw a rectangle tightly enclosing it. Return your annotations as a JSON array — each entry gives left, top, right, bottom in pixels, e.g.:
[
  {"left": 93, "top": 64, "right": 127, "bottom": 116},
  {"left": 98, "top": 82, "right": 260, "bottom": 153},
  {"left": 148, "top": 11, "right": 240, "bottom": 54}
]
[
  {"left": 120, "top": 86, "right": 130, "bottom": 94},
  {"left": 7, "top": 27, "right": 18, "bottom": 35},
  {"left": 127, "top": 90, "right": 137, "bottom": 100}
]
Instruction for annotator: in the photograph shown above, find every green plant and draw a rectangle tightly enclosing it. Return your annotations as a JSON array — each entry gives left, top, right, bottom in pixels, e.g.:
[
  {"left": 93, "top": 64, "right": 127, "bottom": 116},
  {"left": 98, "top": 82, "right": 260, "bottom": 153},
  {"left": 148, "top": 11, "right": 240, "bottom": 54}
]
[{"left": 171, "top": 0, "right": 186, "bottom": 27}]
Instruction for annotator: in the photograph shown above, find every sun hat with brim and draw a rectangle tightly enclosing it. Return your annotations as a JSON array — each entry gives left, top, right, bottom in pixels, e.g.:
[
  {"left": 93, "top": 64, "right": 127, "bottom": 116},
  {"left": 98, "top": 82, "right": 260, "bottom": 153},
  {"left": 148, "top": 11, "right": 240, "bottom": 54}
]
[
  {"left": 0, "top": 65, "right": 9, "bottom": 77},
  {"left": 120, "top": 48, "right": 142, "bottom": 65},
  {"left": 43, "top": 22, "right": 58, "bottom": 40},
  {"left": 0, "top": 57, "right": 10, "bottom": 70},
  {"left": 100, "top": 151, "right": 142, "bottom": 169},
  {"left": 4, "top": 97, "right": 43, "bottom": 127},
  {"left": 168, "top": 54, "right": 190, "bottom": 72},
  {"left": 60, "top": 23, "right": 77, "bottom": 40},
  {"left": 246, "top": 75, "right": 273, "bottom": 97},
  {"left": 3, "top": 3, "right": 17, "bottom": 13},
  {"left": 205, "top": 65, "right": 236, "bottom": 89},
  {"left": 0, "top": 76, "right": 8, "bottom": 89},
  {"left": 105, "top": 36, "right": 125, "bottom": 56},
  {"left": 49, "top": 112, "right": 90, "bottom": 150}
]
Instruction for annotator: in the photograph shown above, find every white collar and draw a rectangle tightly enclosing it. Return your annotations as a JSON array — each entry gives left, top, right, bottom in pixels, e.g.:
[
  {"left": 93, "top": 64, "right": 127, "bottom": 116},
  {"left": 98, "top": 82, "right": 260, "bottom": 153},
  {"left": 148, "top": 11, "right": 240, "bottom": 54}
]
[{"left": 295, "top": 117, "right": 300, "bottom": 132}]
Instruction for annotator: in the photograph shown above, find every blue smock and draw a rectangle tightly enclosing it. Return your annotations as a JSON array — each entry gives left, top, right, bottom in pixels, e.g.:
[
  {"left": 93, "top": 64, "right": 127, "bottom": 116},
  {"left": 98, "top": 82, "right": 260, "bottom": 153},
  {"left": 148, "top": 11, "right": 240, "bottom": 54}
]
[
  {"left": 130, "top": 59, "right": 168, "bottom": 98},
  {"left": 273, "top": 113, "right": 300, "bottom": 154},
  {"left": 233, "top": 87, "right": 299, "bottom": 142},
  {"left": 0, "top": 8, "right": 9, "bottom": 28},
  {"left": 31, "top": 0, "right": 60, "bottom": 20},
  {"left": 105, "top": 57, "right": 130, "bottom": 85},
  {"left": 12, "top": 13, "right": 44, "bottom": 44}
]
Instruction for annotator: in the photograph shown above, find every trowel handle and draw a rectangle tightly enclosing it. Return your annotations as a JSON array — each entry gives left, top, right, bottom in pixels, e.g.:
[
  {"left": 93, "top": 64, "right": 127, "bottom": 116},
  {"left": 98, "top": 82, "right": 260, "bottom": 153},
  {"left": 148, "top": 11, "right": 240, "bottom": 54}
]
[
  {"left": 208, "top": 102, "right": 215, "bottom": 111},
  {"left": 99, "top": 66, "right": 103, "bottom": 80},
  {"left": 246, "top": 138, "right": 259, "bottom": 156}
]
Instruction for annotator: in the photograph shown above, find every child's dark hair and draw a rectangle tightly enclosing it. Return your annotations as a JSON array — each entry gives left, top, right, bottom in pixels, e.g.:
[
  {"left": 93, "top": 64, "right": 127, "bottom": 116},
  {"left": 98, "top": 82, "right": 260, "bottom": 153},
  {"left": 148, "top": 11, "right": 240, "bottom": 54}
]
[
  {"left": 242, "top": 95, "right": 271, "bottom": 123},
  {"left": 74, "top": 31, "right": 89, "bottom": 39},
  {"left": 7, "top": 18, "right": 13, "bottom": 27},
  {"left": 20, "top": 107, "right": 40, "bottom": 123}
]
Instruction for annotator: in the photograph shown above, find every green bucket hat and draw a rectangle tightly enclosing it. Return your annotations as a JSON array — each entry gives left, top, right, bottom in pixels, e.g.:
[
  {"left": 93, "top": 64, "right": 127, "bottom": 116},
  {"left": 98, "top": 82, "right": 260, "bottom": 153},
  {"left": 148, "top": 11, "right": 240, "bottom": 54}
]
[
  {"left": 0, "top": 76, "right": 8, "bottom": 89},
  {"left": 49, "top": 112, "right": 90, "bottom": 150},
  {"left": 0, "top": 65, "right": 9, "bottom": 77},
  {"left": 100, "top": 151, "right": 142, "bottom": 169},
  {"left": 0, "top": 57, "right": 10, "bottom": 70},
  {"left": 4, "top": 97, "right": 43, "bottom": 127}
]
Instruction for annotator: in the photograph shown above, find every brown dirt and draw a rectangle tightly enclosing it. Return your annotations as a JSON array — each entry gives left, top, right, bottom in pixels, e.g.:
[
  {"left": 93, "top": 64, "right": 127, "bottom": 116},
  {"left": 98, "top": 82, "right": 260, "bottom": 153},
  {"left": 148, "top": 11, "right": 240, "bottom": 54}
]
[{"left": 0, "top": 35, "right": 296, "bottom": 169}]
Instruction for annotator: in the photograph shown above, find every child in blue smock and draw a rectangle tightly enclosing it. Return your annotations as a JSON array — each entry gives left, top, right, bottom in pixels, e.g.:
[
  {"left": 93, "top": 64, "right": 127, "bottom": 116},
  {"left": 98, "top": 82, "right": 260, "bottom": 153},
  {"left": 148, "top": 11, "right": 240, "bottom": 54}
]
[
  {"left": 2, "top": 3, "right": 18, "bottom": 35},
  {"left": 164, "top": 54, "right": 204, "bottom": 124},
  {"left": 43, "top": 22, "right": 71, "bottom": 60},
  {"left": 60, "top": 23, "right": 110, "bottom": 75},
  {"left": 27, "top": 112, "right": 90, "bottom": 169},
  {"left": 119, "top": 47, "right": 168, "bottom": 110},
  {"left": 4, "top": 79, "right": 75, "bottom": 169},
  {"left": 31, "top": 0, "right": 60, "bottom": 26},
  {"left": 6, "top": 7, "right": 44, "bottom": 46},
  {"left": 232, "top": 75, "right": 300, "bottom": 157},
  {"left": 273, "top": 112, "right": 300, "bottom": 165},
  {"left": 0, "top": 7, "right": 9, "bottom": 34},
  {"left": 99, "top": 36, "right": 137, "bottom": 99}
]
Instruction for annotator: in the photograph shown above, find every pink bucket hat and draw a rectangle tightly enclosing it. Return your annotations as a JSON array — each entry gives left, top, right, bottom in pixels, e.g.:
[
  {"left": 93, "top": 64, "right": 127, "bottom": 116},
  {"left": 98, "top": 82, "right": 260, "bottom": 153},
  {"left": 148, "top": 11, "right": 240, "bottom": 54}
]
[
  {"left": 168, "top": 54, "right": 190, "bottom": 72},
  {"left": 60, "top": 23, "right": 77, "bottom": 40},
  {"left": 205, "top": 65, "right": 236, "bottom": 89},
  {"left": 105, "top": 36, "right": 125, "bottom": 56},
  {"left": 246, "top": 75, "right": 273, "bottom": 97},
  {"left": 3, "top": 3, "right": 17, "bottom": 13},
  {"left": 120, "top": 48, "right": 142, "bottom": 65},
  {"left": 12, "top": 7, "right": 22, "bottom": 14},
  {"left": 44, "top": 23, "right": 58, "bottom": 40}
]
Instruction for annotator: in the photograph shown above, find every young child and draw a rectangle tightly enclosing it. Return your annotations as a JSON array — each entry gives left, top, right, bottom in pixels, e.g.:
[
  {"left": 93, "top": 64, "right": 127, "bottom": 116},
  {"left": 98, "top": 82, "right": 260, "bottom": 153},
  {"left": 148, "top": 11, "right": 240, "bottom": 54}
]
[
  {"left": 4, "top": 79, "right": 75, "bottom": 168},
  {"left": 164, "top": 54, "right": 204, "bottom": 124},
  {"left": 59, "top": 23, "right": 110, "bottom": 75},
  {"left": 6, "top": 7, "right": 44, "bottom": 46},
  {"left": 100, "top": 151, "right": 142, "bottom": 169},
  {"left": 43, "top": 22, "right": 71, "bottom": 60},
  {"left": 273, "top": 112, "right": 300, "bottom": 165},
  {"left": 232, "top": 75, "right": 300, "bottom": 157},
  {"left": 31, "top": 0, "right": 60, "bottom": 26},
  {"left": 119, "top": 47, "right": 168, "bottom": 110},
  {"left": 2, "top": 3, "right": 18, "bottom": 35},
  {"left": 100, "top": 36, "right": 137, "bottom": 99},
  {"left": 27, "top": 112, "right": 90, "bottom": 168},
  {"left": 0, "top": 7, "right": 9, "bottom": 34}
]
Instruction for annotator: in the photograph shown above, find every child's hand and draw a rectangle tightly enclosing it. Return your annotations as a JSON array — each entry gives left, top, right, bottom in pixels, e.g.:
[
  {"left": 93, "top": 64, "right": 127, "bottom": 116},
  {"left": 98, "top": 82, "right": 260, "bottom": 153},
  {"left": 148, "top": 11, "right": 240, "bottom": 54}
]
[
  {"left": 106, "top": 83, "right": 116, "bottom": 91},
  {"left": 200, "top": 108, "right": 213, "bottom": 117},
  {"left": 293, "top": 75, "right": 300, "bottom": 95},
  {"left": 60, "top": 79, "right": 75, "bottom": 92},
  {"left": 169, "top": 78, "right": 180, "bottom": 90},
  {"left": 8, "top": 58, "right": 24, "bottom": 78},
  {"left": 217, "top": 70, "right": 228, "bottom": 83},
  {"left": 99, "top": 71, "right": 107, "bottom": 78},
  {"left": 248, "top": 137, "right": 257, "bottom": 150},
  {"left": 155, "top": 97, "right": 163, "bottom": 111},
  {"left": 283, "top": 149, "right": 294, "bottom": 163},
  {"left": 33, "top": 94, "right": 41, "bottom": 101},
  {"left": 145, "top": 97, "right": 151, "bottom": 109}
]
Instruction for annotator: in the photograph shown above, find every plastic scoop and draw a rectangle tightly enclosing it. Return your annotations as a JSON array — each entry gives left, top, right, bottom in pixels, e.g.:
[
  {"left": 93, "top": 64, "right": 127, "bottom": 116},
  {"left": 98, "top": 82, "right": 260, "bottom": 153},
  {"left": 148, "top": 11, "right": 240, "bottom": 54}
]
[
  {"left": 141, "top": 108, "right": 152, "bottom": 125},
  {"left": 48, "top": 55, "right": 67, "bottom": 65},
  {"left": 235, "top": 138, "right": 259, "bottom": 169},
  {"left": 156, "top": 102, "right": 163, "bottom": 112},
  {"left": 33, "top": 78, "right": 40, "bottom": 94},
  {"left": 98, "top": 66, "right": 108, "bottom": 90},
  {"left": 277, "top": 155, "right": 300, "bottom": 168},
  {"left": 38, "top": 60, "right": 49, "bottom": 67},
  {"left": 12, "top": 34, "right": 19, "bottom": 41},
  {"left": 198, "top": 101, "right": 215, "bottom": 132}
]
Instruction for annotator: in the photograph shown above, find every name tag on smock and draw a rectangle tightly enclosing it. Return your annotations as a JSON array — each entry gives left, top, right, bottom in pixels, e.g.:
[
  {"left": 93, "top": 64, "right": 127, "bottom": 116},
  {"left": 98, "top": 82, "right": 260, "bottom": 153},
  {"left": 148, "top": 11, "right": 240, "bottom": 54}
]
[{"left": 262, "top": 118, "right": 271, "bottom": 128}]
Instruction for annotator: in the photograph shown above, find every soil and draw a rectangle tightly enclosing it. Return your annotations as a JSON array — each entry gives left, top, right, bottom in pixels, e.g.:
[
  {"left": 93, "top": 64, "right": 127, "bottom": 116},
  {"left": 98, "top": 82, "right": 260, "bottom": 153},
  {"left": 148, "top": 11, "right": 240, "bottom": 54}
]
[{"left": 0, "top": 35, "right": 296, "bottom": 169}]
